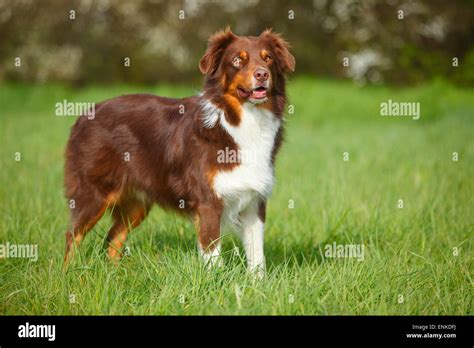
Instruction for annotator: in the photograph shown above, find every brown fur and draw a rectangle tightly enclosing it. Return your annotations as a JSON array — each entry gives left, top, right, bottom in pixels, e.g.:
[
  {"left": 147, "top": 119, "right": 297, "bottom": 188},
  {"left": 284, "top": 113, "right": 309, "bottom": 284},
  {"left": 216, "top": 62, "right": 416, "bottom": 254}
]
[{"left": 64, "top": 28, "right": 295, "bottom": 263}]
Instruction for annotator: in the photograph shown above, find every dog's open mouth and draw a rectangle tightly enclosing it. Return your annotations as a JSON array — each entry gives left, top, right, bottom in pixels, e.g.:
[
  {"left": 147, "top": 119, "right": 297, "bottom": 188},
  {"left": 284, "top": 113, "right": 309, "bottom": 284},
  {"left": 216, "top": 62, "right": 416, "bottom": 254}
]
[{"left": 237, "top": 86, "right": 268, "bottom": 100}]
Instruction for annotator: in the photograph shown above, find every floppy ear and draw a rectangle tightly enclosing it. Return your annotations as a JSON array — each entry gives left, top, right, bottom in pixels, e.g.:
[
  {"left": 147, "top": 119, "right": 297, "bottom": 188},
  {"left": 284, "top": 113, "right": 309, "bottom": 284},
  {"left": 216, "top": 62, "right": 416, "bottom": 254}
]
[
  {"left": 199, "top": 27, "right": 237, "bottom": 75},
  {"left": 260, "top": 29, "right": 295, "bottom": 73}
]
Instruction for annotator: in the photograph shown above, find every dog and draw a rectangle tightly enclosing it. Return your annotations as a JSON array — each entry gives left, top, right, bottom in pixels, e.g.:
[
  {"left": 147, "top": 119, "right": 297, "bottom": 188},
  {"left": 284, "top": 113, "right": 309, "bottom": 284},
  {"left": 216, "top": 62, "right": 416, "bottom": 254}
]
[{"left": 63, "top": 28, "right": 295, "bottom": 278}]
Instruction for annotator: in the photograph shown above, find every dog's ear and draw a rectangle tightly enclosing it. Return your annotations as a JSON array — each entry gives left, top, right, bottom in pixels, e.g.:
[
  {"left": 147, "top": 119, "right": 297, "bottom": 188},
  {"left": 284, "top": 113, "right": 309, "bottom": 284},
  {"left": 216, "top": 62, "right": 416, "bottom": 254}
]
[
  {"left": 260, "top": 29, "right": 295, "bottom": 73},
  {"left": 199, "top": 27, "right": 237, "bottom": 75}
]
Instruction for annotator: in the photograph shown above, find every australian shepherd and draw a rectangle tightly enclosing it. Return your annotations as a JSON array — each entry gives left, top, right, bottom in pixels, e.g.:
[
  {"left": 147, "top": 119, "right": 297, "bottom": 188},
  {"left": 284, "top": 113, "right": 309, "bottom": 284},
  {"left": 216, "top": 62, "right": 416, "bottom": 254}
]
[{"left": 64, "top": 28, "right": 295, "bottom": 278}]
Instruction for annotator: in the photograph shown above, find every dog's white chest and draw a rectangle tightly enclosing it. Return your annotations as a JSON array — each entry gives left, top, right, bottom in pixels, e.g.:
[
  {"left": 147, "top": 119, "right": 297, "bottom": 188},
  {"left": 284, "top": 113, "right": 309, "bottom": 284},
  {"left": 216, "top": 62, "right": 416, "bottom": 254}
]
[{"left": 212, "top": 103, "right": 280, "bottom": 222}]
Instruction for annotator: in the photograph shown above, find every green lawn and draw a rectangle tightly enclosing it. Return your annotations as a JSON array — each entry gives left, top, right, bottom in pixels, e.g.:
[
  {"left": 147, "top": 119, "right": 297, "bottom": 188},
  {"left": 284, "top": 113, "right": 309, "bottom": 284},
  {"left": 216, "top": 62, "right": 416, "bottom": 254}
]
[{"left": 0, "top": 78, "right": 472, "bottom": 315}]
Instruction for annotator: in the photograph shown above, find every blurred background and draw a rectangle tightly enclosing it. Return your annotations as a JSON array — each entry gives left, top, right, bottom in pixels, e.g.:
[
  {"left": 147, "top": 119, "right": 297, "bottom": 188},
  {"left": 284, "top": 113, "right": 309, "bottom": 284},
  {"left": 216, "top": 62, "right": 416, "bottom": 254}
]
[{"left": 1, "top": 0, "right": 473, "bottom": 86}]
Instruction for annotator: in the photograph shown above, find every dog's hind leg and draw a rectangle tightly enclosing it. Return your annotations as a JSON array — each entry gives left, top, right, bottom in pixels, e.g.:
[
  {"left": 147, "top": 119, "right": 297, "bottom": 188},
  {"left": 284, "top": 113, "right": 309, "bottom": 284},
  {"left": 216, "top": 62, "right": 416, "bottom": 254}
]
[
  {"left": 64, "top": 190, "right": 110, "bottom": 265},
  {"left": 106, "top": 199, "right": 150, "bottom": 263}
]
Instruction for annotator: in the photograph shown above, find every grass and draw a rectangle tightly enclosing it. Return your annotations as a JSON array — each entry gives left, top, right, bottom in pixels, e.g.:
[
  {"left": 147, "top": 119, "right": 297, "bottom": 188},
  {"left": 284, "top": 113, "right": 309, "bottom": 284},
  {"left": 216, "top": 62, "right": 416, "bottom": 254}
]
[{"left": 0, "top": 78, "right": 472, "bottom": 315}]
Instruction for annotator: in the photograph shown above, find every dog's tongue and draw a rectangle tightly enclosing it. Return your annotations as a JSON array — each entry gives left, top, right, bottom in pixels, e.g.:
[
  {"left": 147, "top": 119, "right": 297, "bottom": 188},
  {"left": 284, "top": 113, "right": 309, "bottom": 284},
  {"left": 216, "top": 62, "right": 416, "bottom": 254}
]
[{"left": 251, "top": 89, "right": 267, "bottom": 99}]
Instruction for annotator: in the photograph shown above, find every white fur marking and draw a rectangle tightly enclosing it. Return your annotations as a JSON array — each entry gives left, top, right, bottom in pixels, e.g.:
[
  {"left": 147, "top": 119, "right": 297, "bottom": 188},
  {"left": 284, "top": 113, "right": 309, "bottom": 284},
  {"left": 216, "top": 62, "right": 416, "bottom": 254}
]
[
  {"left": 200, "top": 99, "right": 223, "bottom": 128},
  {"left": 213, "top": 102, "right": 280, "bottom": 225},
  {"left": 198, "top": 243, "right": 223, "bottom": 268},
  {"left": 240, "top": 200, "right": 266, "bottom": 279}
]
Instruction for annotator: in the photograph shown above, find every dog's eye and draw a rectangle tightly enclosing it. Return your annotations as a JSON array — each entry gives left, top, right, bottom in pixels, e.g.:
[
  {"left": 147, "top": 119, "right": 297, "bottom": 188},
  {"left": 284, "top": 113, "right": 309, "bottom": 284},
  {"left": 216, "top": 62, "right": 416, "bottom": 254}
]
[
  {"left": 232, "top": 56, "right": 242, "bottom": 67},
  {"left": 264, "top": 55, "right": 272, "bottom": 62}
]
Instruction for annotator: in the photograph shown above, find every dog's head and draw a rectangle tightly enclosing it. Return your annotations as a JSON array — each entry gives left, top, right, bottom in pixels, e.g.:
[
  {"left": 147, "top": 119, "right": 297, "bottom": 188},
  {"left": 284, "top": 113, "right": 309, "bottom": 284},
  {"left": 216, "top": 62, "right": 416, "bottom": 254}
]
[{"left": 200, "top": 27, "right": 295, "bottom": 105}]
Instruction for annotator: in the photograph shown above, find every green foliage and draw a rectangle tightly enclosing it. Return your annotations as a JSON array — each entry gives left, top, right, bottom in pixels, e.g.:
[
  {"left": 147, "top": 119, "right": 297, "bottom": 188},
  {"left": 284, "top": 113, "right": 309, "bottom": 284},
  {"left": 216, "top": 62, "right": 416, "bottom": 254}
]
[
  {"left": 0, "top": 79, "right": 473, "bottom": 315},
  {"left": 454, "top": 49, "right": 474, "bottom": 86},
  {"left": 393, "top": 44, "right": 448, "bottom": 84},
  {"left": 1, "top": 0, "right": 473, "bottom": 86}
]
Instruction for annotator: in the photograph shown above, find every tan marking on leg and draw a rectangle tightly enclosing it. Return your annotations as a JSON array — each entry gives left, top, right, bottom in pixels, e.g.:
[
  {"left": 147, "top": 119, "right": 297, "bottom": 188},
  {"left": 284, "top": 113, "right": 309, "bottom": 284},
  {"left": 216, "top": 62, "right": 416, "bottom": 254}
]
[
  {"left": 106, "top": 204, "right": 148, "bottom": 263},
  {"left": 64, "top": 202, "right": 108, "bottom": 265}
]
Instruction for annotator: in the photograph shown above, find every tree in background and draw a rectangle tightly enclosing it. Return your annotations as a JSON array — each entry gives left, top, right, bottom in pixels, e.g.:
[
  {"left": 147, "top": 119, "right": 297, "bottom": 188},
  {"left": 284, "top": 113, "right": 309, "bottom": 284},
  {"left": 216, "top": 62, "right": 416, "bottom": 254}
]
[{"left": 0, "top": 0, "right": 472, "bottom": 85}]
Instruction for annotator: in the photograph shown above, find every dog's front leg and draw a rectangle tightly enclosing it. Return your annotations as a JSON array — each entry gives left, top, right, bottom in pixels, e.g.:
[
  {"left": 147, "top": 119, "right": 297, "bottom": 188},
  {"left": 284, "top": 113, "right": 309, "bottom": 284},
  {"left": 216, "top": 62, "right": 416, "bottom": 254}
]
[
  {"left": 196, "top": 203, "right": 223, "bottom": 267},
  {"left": 240, "top": 199, "right": 266, "bottom": 279}
]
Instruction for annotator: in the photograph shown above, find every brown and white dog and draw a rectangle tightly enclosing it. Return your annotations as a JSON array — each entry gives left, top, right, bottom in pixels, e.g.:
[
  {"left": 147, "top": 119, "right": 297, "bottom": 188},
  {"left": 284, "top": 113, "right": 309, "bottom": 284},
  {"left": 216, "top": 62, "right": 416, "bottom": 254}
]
[{"left": 64, "top": 28, "right": 295, "bottom": 277}]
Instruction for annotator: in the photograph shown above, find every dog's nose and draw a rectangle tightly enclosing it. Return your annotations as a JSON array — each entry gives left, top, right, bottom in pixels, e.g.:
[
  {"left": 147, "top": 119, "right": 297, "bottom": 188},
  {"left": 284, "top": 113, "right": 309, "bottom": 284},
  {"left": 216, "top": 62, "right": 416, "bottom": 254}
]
[{"left": 254, "top": 69, "right": 269, "bottom": 82}]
